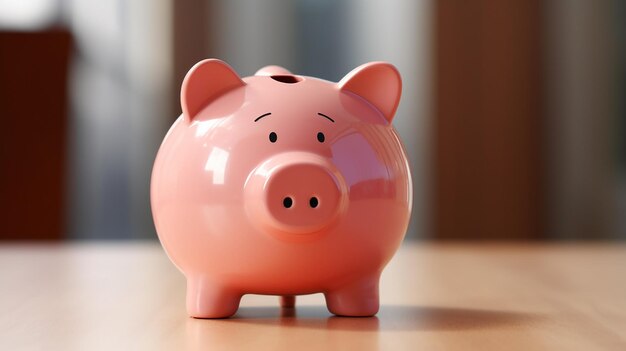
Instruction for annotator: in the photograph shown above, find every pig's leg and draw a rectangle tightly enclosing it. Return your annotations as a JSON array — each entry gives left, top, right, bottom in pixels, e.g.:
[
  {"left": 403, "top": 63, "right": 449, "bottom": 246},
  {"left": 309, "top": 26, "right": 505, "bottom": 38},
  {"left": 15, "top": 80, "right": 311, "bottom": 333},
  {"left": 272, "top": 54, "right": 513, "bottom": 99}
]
[
  {"left": 186, "top": 277, "right": 241, "bottom": 318},
  {"left": 279, "top": 295, "right": 296, "bottom": 308},
  {"left": 324, "top": 274, "right": 380, "bottom": 317}
]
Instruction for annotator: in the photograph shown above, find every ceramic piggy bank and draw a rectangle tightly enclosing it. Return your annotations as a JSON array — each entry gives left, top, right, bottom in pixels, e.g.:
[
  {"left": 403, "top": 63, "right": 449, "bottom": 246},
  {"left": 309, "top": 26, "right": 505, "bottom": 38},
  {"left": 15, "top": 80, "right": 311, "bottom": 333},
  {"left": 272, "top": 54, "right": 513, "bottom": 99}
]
[{"left": 151, "top": 59, "right": 412, "bottom": 318}]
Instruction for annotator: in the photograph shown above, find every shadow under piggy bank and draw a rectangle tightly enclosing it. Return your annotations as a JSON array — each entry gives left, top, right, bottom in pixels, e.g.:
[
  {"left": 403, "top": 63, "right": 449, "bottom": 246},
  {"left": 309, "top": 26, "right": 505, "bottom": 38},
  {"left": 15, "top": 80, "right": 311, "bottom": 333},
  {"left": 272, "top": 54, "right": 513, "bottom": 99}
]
[{"left": 188, "top": 305, "right": 540, "bottom": 332}]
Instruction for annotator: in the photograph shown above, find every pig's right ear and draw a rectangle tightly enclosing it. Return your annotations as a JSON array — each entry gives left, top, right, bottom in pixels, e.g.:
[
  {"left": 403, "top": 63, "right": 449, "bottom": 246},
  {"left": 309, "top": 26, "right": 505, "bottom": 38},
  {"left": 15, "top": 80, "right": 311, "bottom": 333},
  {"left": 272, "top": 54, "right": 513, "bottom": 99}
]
[{"left": 181, "top": 59, "right": 245, "bottom": 122}]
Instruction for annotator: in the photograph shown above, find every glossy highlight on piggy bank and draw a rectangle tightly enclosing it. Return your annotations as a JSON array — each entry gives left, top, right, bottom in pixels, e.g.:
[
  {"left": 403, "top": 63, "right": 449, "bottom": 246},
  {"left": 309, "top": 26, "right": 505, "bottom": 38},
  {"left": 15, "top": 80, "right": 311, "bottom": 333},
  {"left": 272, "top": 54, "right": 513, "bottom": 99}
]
[{"left": 151, "top": 59, "right": 412, "bottom": 318}]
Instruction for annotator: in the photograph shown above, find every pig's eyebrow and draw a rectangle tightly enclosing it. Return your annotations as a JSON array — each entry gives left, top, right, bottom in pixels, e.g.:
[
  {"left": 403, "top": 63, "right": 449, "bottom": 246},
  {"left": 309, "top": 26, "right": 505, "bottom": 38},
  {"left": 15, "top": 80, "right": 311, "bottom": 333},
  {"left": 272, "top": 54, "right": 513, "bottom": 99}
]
[
  {"left": 317, "top": 112, "right": 335, "bottom": 123},
  {"left": 254, "top": 112, "right": 271, "bottom": 122}
]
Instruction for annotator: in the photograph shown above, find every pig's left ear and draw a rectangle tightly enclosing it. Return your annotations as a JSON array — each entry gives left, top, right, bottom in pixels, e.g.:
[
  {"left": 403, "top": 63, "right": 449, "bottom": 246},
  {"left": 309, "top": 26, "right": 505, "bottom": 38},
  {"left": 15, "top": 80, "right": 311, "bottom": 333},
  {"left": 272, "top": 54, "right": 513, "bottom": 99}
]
[
  {"left": 181, "top": 59, "right": 246, "bottom": 122},
  {"left": 338, "top": 62, "right": 402, "bottom": 123}
]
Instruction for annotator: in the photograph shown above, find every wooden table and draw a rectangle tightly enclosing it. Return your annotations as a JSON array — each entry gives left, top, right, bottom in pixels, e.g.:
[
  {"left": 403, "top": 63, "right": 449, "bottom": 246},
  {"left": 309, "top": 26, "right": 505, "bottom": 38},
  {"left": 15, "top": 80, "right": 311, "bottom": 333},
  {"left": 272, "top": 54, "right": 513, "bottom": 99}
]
[{"left": 1, "top": 242, "right": 625, "bottom": 350}]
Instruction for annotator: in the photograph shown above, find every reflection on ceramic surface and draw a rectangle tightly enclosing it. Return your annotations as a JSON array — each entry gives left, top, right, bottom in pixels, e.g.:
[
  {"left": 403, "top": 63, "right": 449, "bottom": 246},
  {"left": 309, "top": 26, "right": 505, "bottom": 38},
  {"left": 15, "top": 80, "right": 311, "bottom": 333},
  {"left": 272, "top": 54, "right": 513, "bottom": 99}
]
[{"left": 204, "top": 147, "right": 229, "bottom": 185}]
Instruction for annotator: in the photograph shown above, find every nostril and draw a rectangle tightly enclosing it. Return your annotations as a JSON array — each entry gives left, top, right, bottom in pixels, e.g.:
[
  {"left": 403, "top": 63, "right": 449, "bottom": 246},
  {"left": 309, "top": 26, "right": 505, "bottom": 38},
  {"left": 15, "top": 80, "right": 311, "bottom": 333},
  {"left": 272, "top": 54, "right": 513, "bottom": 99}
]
[
  {"left": 309, "top": 197, "right": 319, "bottom": 208},
  {"left": 283, "top": 197, "right": 293, "bottom": 208}
]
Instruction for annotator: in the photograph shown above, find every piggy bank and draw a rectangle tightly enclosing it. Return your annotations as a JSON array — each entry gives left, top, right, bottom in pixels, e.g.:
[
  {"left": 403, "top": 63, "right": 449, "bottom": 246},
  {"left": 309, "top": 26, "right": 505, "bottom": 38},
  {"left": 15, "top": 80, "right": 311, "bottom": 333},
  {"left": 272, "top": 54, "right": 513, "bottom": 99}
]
[{"left": 151, "top": 59, "right": 412, "bottom": 318}]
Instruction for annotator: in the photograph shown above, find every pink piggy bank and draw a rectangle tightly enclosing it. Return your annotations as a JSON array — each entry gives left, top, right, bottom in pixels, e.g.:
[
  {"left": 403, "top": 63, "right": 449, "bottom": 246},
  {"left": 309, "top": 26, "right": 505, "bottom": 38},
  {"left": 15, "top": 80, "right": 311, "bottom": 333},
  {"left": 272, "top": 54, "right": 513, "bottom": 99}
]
[{"left": 151, "top": 59, "right": 411, "bottom": 318}]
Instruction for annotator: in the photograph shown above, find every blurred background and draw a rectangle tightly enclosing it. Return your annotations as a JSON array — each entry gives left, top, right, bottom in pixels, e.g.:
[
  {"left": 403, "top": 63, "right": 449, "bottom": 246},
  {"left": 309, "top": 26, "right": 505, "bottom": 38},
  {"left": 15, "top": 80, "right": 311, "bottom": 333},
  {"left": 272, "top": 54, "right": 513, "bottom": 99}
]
[{"left": 0, "top": 0, "right": 624, "bottom": 241}]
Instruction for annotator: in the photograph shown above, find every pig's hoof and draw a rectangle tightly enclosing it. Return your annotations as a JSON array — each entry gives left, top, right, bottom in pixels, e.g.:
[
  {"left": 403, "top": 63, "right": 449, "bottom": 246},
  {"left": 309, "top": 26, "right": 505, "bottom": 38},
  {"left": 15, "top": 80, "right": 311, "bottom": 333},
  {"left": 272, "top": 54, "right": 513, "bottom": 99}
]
[
  {"left": 280, "top": 295, "right": 296, "bottom": 308},
  {"left": 324, "top": 282, "right": 380, "bottom": 317},
  {"left": 186, "top": 280, "right": 241, "bottom": 318},
  {"left": 325, "top": 297, "right": 379, "bottom": 317},
  {"left": 188, "top": 299, "right": 240, "bottom": 319}
]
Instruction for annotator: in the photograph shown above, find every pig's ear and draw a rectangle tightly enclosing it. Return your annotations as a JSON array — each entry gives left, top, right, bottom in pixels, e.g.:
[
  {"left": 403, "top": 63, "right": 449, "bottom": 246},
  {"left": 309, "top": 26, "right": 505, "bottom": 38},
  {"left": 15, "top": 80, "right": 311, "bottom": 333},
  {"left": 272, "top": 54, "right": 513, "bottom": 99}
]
[
  {"left": 181, "top": 59, "right": 245, "bottom": 122},
  {"left": 338, "top": 62, "right": 402, "bottom": 123}
]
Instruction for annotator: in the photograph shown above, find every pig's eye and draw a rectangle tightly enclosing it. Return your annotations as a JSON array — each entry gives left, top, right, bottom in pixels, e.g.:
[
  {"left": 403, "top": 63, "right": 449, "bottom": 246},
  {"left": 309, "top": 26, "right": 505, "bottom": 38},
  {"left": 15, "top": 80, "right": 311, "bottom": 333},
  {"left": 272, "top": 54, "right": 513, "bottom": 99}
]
[
  {"left": 269, "top": 132, "right": 278, "bottom": 143},
  {"left": 317, "top": 132, "right": 325, "bottom": 143}
]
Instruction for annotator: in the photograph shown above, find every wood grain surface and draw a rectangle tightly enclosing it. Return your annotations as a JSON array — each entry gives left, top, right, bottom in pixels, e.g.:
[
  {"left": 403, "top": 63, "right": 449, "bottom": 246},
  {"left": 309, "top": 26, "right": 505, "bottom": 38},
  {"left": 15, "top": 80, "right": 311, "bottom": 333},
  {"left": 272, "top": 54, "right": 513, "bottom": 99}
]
[{"left": 1, "top": 242, "right": 625, "bottom": 350}]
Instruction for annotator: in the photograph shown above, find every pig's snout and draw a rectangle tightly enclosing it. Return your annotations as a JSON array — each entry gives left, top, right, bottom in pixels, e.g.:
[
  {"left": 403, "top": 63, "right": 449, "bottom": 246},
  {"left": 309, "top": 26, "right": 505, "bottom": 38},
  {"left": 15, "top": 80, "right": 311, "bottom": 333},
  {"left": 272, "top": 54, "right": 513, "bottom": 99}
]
[
  {"left": 245, "top": 152, "right": 347, "bottom": 234},
  {"left": 264, "top": 161, "right": 341, "bottom": 227}
]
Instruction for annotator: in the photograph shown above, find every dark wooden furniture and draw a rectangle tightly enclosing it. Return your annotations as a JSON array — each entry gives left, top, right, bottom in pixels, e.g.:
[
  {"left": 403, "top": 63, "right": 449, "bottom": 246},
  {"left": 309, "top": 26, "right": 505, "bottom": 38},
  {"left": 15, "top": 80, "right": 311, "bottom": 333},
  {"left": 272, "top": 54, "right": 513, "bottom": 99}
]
[
  {"left": 0, "top": 30, "right": 72, "bottom": 240},
  {"left": 434, "top": 1, "right": 544, "bottom": 239}
]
